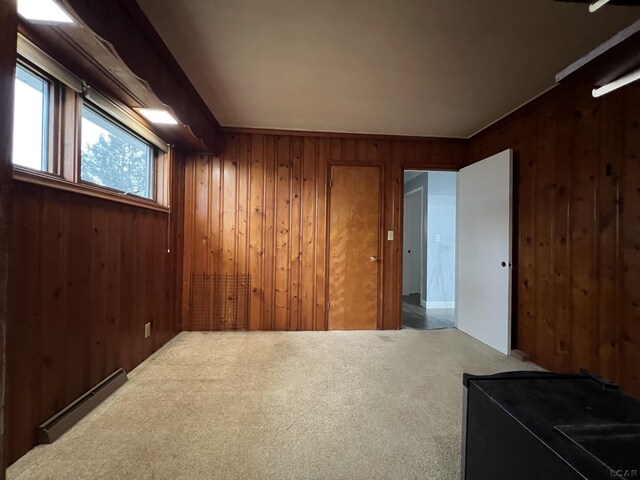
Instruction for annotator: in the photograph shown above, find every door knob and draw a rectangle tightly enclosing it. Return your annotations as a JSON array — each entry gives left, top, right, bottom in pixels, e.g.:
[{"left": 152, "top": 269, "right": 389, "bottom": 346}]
[{"left": 370, "top": 256, "right": 379, "bottom": 263}]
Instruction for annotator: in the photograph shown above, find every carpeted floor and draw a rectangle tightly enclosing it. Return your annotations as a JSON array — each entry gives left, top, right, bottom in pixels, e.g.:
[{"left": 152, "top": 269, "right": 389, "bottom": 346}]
[{"left": 8, "top": 330, "right": 541, "bottom": 480}]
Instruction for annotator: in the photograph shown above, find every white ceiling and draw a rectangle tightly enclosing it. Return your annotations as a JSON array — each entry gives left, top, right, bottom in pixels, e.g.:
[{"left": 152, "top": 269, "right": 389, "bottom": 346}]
[{"left": 138, "top": 0, "right": 637, "bottom": 138}]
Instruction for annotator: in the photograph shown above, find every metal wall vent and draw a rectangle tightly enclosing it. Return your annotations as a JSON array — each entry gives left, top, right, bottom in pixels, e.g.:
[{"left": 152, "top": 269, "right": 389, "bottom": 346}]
[{"left": 189, "top": 274, "right": 250, "bottom": 330}]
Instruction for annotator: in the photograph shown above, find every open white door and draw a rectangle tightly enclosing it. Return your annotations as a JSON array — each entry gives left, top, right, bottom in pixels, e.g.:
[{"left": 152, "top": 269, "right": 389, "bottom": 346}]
[{"left": 456, "top": 149, "right": 512, "bottom": 354}]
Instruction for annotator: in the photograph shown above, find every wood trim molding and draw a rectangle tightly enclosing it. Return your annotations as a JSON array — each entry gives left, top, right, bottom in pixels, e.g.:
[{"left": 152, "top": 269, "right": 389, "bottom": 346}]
[
  {"left": 223, "top": 126, "right": 466, "bottom": 143},
  {"left": 13, "top": 168, "right": 171, "bottom": 214},
  {"left": 402, "top": 162, "right": 461, "bottom": 171}
]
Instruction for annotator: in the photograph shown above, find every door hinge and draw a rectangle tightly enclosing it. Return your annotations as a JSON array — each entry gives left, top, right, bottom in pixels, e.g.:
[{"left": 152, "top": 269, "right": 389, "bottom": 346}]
[
  {"left": 326, "top": 301, "right": 330, "bottom": 311},
  {"left": 329, "top": 178, "right": 333, "bottom": 188}
]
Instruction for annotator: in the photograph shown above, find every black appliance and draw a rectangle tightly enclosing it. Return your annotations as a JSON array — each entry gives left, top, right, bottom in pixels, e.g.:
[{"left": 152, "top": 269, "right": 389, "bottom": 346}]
[{"left": 461, "top": 371, "right": 640, "bottom": 480}]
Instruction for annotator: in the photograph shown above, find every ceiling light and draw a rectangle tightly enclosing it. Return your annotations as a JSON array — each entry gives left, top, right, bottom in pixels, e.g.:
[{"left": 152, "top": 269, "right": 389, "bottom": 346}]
[
  {"left": 17, "top": 0, "right": 74, "bottom": 23},
  {"left": 592, "top": 67, "right": 640, "bottom": 98},
  {"left": 136, "top": 108, "right": 179, "bottom": 125},
  {"left": 588, "top": 0, "right": 611, "bottom": 13}
]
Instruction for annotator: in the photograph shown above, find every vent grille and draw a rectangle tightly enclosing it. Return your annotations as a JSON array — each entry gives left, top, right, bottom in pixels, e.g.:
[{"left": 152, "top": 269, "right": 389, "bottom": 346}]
[{"left": 189, "top": 274, "right": 250, "bottom": 330}]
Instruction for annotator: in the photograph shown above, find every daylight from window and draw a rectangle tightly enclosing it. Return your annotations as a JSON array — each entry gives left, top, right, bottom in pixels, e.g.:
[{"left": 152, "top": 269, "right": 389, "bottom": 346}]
[
  {"left": 13, "top": 65, "right": 48, "bottom": 170},
  {"left": 81, "top": 107, "right": 153, "bottom": 199}
]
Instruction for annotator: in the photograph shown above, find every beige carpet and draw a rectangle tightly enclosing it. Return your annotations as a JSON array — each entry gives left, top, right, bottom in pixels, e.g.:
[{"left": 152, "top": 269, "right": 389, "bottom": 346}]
[{"left": 8, "top": 330, "right": 541, "bottom": 480}]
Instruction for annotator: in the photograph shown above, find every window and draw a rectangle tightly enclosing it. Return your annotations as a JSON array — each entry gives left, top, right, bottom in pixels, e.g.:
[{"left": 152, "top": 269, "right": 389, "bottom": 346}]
[
  {"left": 81, "top": 107, "right": 155, "bottom": 200},
  {"left": 13, "top": 64, "right": 50, "bottom": 171},
  {"left": 12, "top": 34, "right": 171, "bottom": 209}
]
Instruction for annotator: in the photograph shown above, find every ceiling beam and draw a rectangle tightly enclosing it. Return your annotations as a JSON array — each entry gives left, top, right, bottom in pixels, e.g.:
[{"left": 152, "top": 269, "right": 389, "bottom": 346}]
[
  {"left": 62, "top": 0, "right": 223, "bottom": 154},
  {"left": 556, "top": 17, "right": 640, "bottom": 88}
]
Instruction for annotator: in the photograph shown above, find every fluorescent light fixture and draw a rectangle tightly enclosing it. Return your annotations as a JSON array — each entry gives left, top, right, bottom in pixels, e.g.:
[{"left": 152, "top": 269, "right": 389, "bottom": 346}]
[
  {"left": 592, "top": 67, "right": 640, "bottom": 98},
  {"left": 136, "top": 108, "right": 179, "bottom": 125},
  {"left": 17, "top": 0, "right": 74, "bottom": 23},
  {"left": 589, "top": 0, "right": 611, "bottom": 13}
]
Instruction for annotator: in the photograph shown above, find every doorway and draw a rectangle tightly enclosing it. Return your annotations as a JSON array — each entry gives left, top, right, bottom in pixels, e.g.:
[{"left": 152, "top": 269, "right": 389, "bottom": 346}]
[
  {"left": 403, "top": 187, "right": 422, "bottom": 297},
  {"left": 402, "top": 170, "right": 457, "bottom": 330}
]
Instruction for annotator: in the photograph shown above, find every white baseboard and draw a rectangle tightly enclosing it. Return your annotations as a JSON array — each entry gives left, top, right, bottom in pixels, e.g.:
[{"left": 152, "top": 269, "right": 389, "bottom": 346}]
[
  {"left": 420, "top": 299, "right": 426, "bottom": 307},
  {"left": 426, "top": 301, "right": 455, "bottom": 309}
]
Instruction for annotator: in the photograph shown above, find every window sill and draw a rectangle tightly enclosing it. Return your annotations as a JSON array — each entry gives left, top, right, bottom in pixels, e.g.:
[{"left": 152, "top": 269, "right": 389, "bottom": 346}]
[{"left": 12, "top": 167, "right": 170, "bottom": 213}]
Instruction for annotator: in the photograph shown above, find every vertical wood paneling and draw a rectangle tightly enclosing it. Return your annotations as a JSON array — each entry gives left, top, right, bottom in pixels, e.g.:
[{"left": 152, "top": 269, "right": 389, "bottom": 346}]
[
  {"left": 533, "top": 101, "right": 556, "bottom": 368},
  {"left": 182, "top": 131, "right": 466, "bottom": 334},
  {"left": 105, "top": 209, "right": 122, "bottom": 374},
  {"left": 274, "top": 136, "right": 291, "bottom": 331},
  {"left": 518, "top": 113, "right": 537, "bottom": 360},
  {"left": 181, "top": 157, "right": 195, "bottom": 326},
  {"left": 89, "top": 206, "right": 108, "bottom": 387},
  {"left": 248, "top": 134, "right": 265, "bottom": 331},
  {"left": 8, "top": 156, "right": 184, "bottom": 464},
  {"left": 570, "top": 85, "right": 599, "bottom": 372},
  {"left": 40, "top": 200, "right": 67, "bottom": 417},
  {"left": 621, "top": 87, "right": 640, "bottom": 395},
  {"left": 595, "top": 91, "right": 622, "bottom": 382},
  {"left": 380, "top": 140, "right": 394, "bottom": 329},
  {"left": 553, "top": 88, "right": 574, "bottom": 373},
  {"left": 289, "top": 137, "right": 302, "bottom": 331},
  {"left": 193, "top": 156, "right": 210, "bottom": 278},
  {"left": 300, "top": 137, "right": 316, "bottom": 331},
  {"left": 469, "top": 83, "right": 640, "bottom": 397},
  {"left": 0, "top": 2, "right": 17, "bottom": 474},
  {"left": 237, "top": 135, "right": 250, "bottom": 289},
  {"left": 7, "top": 194, "right": 42, "bottom": 467},
  {"left": 222, "top": 136, "right": 238, "bottom": 278},
  {"left": 387, "top": 142, "right": 402, "bottom": 330},
  {"left": 315, "top": 138, "right": 330, "bottom": 330},
  {"left": 263, "top": 136, "right": 276, "bottom": 331}
]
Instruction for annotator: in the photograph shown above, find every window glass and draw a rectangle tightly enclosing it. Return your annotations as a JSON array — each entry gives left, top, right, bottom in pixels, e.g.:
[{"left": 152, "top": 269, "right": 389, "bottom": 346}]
[
  {"left": 81, "top": 106, "right": 154, "bottom": 199},
  {"left": 13, "top": 64, "right": 49, "bottom": 170}
]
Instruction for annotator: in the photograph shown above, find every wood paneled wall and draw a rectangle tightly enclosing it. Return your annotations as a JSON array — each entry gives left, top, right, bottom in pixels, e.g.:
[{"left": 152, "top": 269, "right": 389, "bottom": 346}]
[
  {"left": 469, "top": 83, "right": 640, "bottom": 397},
  {"left": 1, "top": 1, "right": 17, "bottom": 476},
  {"left": 181, "top": 131, "right": 467, "bottom": 331},
  {"left": 7, "top": 156, "right": 185, "bottom": 464}
]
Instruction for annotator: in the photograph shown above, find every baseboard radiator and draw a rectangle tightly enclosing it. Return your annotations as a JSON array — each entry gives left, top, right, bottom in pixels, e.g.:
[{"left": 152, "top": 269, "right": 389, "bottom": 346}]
[
  {"left": 37, "top": 368, "right": 128, "bottom": 444},
  {"left": 189, "top": 274, "right": 250, "bottom": 330}
]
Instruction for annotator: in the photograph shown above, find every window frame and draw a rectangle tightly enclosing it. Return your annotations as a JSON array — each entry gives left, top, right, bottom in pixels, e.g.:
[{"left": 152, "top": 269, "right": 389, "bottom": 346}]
[
  {"left": 13, "top": 62, "right": 52, "bottom": 173},
  {"left": 80, "top": 103, "right": 157, "bottom": 201},
  {"left": 13, "top": 34, "right": 171, "bottom": 212}
]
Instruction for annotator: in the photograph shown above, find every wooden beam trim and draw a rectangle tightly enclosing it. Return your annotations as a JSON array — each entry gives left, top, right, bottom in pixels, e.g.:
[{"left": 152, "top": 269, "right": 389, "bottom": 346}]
[{"left": 223, "top": 126, "right": 466, "bottom": 144}]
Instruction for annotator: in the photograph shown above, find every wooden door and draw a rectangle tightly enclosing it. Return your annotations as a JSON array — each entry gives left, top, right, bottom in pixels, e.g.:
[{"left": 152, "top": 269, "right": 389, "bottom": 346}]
[{"left": 328, "top": 165, "right": 381, "bottom": 330}]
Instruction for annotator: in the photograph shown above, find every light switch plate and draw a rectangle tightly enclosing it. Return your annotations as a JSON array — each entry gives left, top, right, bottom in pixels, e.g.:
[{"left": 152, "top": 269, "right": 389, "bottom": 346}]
[
  {"left": 144, "top": 322, "right": 151, "bottom": 338},
  {"left": 387, "top": 230, "right": 394, "bottom": 241}
]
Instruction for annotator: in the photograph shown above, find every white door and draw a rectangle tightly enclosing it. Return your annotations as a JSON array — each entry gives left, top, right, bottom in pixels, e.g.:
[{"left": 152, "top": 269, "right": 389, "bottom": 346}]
[
  {"left": 456, "top": 149, "right": 512, "bottom": 354},
  {"left": 403, "top": 189, "right": 422, "bottom": 296}
]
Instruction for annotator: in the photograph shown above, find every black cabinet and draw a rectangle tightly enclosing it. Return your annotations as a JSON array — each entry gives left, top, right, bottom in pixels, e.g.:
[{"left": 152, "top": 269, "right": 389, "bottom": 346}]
[{"left": 461, "top": 371, "right": 640, "bottom": 480}]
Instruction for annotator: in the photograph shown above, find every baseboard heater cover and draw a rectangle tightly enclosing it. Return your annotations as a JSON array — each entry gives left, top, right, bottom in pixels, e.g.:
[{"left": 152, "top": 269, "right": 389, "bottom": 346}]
[{"left": 37, "top": 368, "right": 128, "bottom": 444}]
